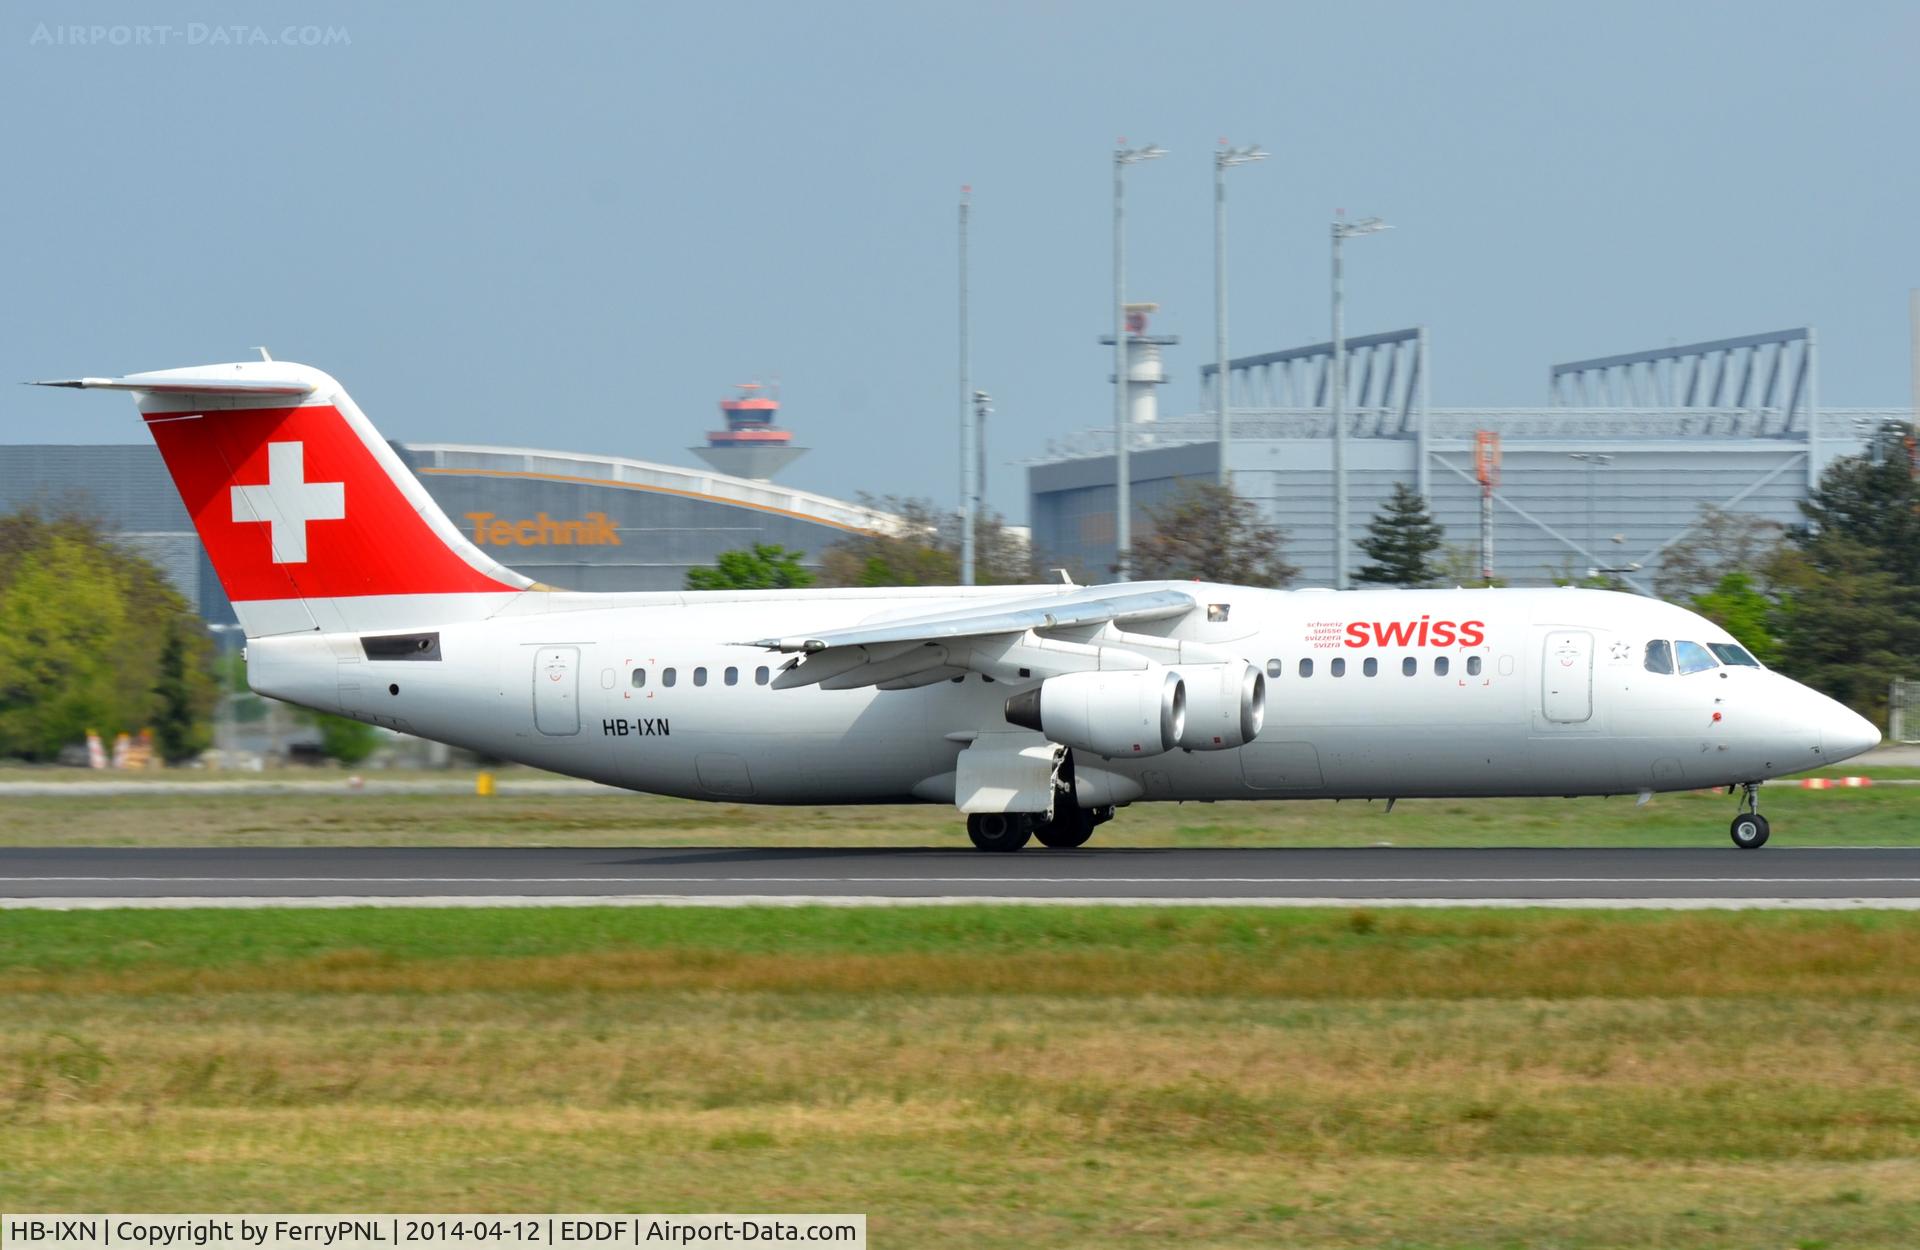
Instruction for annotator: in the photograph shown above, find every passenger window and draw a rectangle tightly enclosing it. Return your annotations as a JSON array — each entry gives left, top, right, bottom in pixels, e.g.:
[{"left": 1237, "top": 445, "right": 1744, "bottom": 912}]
[
  {"left": 1674, "top": 640, "right": 1719, "bottom": 675},
  {"left": 694, "top": 666, "right": 708, "bottom": 687},
  {"left": 1266, "top": 658, "right": 1284, "bottom": 679},
  {"left": 755, "top": 665, "right": 770, "bottom": 686},
  {"left": 1466, "top": 656, "right": 1482, "bottom": 677},
  {"left": 1644, "top": 639, "right": 1674, "bottom": 674},
  {"left": 1434, "top": 656, "right": 1450, "bottom": 677},
  {"left": 1299, "top": 658, "right": 1313, "bottom": 678},
  {"left": 1331, "top": 658, "right": 1347, "bottom": 677},
  {"left": 724, "top": 666, "right": 739, "bottom": 686},
  {"left": 1400, "top": 656, "right": 1415, "bottom": 676},
  {"left": 1362, "top": 657, "right": 1378, "bottom": 677},
  {"left": 1708, "top": 643, "right": 1761, "bottom": 668},
  {"left": 662, "top": 667, "right": 677, "bottom": 687},
  {"left": 630, "top": 668, "right": 647, "bottom": 688}
]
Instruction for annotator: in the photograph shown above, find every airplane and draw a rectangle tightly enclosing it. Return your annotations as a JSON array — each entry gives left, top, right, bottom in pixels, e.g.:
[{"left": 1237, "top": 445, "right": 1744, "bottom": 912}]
[{"left": 37, "top": 360, "right": 1881, "bottom": 851}]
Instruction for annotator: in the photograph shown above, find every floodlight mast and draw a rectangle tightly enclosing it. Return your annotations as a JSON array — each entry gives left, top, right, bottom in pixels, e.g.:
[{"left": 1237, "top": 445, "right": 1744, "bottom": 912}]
[
  {"left": 973, "top": 389, "right": 992, "bottom": 557},
  {"left": 1330, "top": 213, "right": 1389, "bottom": 590},
  {"left": 1214, "top": 141, "right": 1267, "bottom": 488},
  {"left": 1568, "top": 452, "right": 1615, "bottom": 575},
  {"left": 1112, "top": 140, "right": 1165, "bottom": 580},
  {"left": 958, "top": 187, "right": 974, "bottom": 585}
]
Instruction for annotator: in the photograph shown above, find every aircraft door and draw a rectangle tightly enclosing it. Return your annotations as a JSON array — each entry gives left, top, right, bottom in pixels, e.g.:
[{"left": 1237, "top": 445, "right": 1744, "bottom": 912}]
[
  {"left": 533, "top": 646, "right": 580, "bottom": 735},
  {"left": 1540, "top": 630, "right": 1593, "bottom": 723}
]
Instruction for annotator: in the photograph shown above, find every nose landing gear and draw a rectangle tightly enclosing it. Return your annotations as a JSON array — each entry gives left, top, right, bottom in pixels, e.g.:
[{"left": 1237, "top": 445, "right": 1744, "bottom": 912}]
[{"left": 1729, "top": 782, "right": 1770, "bottom": 849}]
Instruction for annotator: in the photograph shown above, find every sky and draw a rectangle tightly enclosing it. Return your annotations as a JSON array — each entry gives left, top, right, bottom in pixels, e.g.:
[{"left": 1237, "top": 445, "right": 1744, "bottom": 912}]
[{"left": 3, "top": 0, "right": 1917, "bottom": 518}]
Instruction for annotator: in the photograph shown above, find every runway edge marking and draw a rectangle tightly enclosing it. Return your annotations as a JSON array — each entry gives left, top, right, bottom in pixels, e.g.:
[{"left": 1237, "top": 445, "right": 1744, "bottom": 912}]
[{"left": 5, "top": 895, "right": 1920, "bottom": 911}]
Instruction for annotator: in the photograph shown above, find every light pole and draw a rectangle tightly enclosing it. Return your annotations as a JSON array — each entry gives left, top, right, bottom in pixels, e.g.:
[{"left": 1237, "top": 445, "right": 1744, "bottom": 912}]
[
  {"left": 958, "top": 186, "right": 974, "bottom": 585},
  {"left": 1113, "top": 140, "right": 1166, "bottom": 580},
  {"left": 1214, "top": 141, "right": 1266, "bottom": 488},
  {"left": 1330, "top": 213, "right": 1389, "bottom": 589},
  {"left": 973, "top": 389, "right": 991, "bottom": 563},
  {"left": 1567, "top": 452, "right": 1614, "bottom": 576}
]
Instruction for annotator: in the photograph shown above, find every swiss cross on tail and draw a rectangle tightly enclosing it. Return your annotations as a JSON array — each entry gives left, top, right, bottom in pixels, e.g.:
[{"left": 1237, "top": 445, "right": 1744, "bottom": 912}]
[
  {"left": 230, "top": 442, "right": 345, "bottom": 563},
  {"left": 32, "top": 362, "right": 532, "bottom": 614}
]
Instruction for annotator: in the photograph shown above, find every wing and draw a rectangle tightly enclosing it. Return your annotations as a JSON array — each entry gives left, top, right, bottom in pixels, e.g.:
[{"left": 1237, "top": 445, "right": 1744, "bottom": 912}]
[
  {"left": 750, "top": 586, "right": 1193, "bottom": 652},
  {"left": 748, "top": 585, "right": 1235, "bottom": 691}
]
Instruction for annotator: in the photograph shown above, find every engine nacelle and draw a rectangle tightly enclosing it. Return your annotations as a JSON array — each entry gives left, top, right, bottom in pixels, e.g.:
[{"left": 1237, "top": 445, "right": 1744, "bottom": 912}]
[
  {"left": 1003, "top": 669, "right": 1185, "bottom": 759},
  {"left": 1176, "top": 663, "right": 1265, "bottom": 751}
]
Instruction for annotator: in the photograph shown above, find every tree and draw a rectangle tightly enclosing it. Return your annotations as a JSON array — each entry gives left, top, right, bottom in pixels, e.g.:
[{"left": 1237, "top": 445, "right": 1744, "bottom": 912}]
[
  {"left": 1653, "top": 504, "right": 1785, "bottom": 603},
  {"left": 151, "top": 617, "right": 212, "bottom": 763},
  {"left": 0, "top": 508, "right": 217, "bottom": 763},
  {"left": 1132, "top": 481, "right": 1298, "bottom": 587},
  {"left": 313, "top": 713, "right": 381, "bottom": 765},
  {"left": 1766, "top": 424, "right": 1920, "bottom": 725},
  {"left": 685, "top": 544, "right": 816, "bottom": 591},
  {"left": 1793, "top": 424, "right": 1920, "bottom": 585},
  {"left": 1433, "top": 543, "right": 1505, "bottom": 589},
  {"left": 1767, "top": 540, "right": 1914, "bottom": 724},
  {"left": 1690, "top": 570, "right": 1779, "bottom": 666},
  {"left": 820, "top": 498, "right": 1035, "bottom": 588},
  {"left": 954, "top": 510, "right": 1035, "bottom": 586},
  {"left": 0, "top": 536, "right": 131, "bottom": 760},
  {"left": 1354, "top": 483, "right": 1444, "bottom": 587}
]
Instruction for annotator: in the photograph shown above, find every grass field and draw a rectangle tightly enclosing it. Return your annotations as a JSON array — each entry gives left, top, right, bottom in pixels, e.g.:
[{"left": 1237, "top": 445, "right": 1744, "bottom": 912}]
[
  {"left": 4, "top": 906, "right": 1920, "bottom": 1247},
  {"left": 1, "top": 765, "right": 1917, "bottom": 848}
]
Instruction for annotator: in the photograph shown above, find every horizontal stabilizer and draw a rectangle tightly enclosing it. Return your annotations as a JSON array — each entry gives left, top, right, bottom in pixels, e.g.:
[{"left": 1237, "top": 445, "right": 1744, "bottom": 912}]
[{"left": 31, "top": 372, "right": 315, "bottom": 397}]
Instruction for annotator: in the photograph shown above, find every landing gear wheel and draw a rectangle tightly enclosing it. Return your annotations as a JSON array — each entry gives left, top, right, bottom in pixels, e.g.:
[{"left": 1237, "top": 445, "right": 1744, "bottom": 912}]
[
  {"left": 1730, "top": 812, "right": 1770, "bottom": 850},
  {"left": 1729, "top": 781, "right": 1769, "bottom": 849},
  {"left": 1035, "top": 812, "right": 1094, "bottom": 849},
  {"left": 967, "top": 812, "right": 1032, "bottom": 852}
]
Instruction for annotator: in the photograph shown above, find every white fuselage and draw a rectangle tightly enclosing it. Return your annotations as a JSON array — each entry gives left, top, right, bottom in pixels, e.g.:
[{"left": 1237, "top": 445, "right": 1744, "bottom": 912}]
[{"left": 246, "top": 583, "right": 1872, "bottom": 805}]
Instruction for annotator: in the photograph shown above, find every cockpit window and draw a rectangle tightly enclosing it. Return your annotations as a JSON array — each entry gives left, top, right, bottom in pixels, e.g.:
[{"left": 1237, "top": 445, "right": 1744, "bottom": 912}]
[
  {"left": 1674, "top": 640, "right": 1719, "bottom": 675},
  {"left": 1644, "top": 639, "right": 1674, "bottom": 674},
  {"left": 1708, "top": 642, "right": 1761, "bottom": 668}
]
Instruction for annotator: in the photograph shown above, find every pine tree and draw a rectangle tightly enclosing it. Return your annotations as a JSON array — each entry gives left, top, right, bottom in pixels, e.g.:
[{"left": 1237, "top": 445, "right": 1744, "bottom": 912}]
[
  {"left": 1767, "top": 423, "right": 1920, "bottom": 725},
  {"left": 1354, "top": 483, "right": 1444, "bottom": 587},
  {"left": 151, "top": 617, "right": 211, "bottom": 763}
]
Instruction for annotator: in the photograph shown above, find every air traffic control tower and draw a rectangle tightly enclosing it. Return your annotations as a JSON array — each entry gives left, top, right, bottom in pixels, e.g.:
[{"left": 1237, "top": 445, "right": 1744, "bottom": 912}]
[
  {"left": 1098, "top": 302, "right": 1179, "bottom": 427},
  {"left": 691, "top": 382, "right": 808, "bottom": 481}
]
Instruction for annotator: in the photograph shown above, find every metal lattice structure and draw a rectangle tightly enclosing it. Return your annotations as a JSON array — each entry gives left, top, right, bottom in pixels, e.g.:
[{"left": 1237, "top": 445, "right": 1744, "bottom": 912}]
[
  {"left": 1031, "top": 323, "right": 1913, "bottom": 592},
  {"left": 1551, "top": 329, "right": 1815, "bottom": 429},
  {"left": 1199, "top": 327, "right": 1430, "bottom": 495}
]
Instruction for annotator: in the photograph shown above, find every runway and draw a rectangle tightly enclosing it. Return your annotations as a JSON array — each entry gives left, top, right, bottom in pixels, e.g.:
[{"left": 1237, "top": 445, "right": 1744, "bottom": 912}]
[{"left": 4, "top": 845, "right": 1920, "bottom": 908}]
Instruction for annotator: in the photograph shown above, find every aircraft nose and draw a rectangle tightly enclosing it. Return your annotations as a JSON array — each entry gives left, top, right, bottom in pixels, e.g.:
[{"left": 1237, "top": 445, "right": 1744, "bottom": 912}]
[{"left": 1819, "top": 700, "right": 1881, "bottom": 764}]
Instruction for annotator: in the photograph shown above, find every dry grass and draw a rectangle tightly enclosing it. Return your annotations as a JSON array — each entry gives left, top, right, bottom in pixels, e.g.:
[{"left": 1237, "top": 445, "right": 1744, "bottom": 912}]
[
  {"left": 1, "top": 773, "right": 1917, "bottom": 847},
  {"left": 4, "top": 907, "right": 1920, "bottom": 1245}
]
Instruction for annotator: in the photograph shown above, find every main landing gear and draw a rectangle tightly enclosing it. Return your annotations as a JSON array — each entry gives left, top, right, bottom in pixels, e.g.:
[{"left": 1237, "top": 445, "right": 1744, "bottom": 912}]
[
  {"left": 1729, "top": 782, "right": 1770, "bottom": 850},
  {"left": 966, "top": 806, "right": 1116, "bottom": 852}
]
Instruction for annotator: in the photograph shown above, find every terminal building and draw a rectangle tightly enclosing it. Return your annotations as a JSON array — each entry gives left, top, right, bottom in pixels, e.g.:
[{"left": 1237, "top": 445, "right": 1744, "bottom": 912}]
[
  {"left": 1030, "top": 323, "right": 1912, "bottom": 593},
  {"left": 0, "top": 387, "right": 892, "bottom": 624}
]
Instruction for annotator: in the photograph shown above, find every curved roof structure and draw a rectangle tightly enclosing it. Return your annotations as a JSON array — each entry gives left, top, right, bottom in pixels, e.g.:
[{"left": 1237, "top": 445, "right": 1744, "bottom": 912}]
[{"left": 405, "top": 443, "right": 898, "bottom": 536}]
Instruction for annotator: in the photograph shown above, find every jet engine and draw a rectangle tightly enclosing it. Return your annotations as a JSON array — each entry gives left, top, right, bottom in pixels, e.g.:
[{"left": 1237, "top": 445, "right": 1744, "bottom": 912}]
[
  {"left": 1176, "top": 663, "right": 1265, "bottom": 751},
  {"left": 1003, "top": 669, "right": 1185, "bottom": 759}
]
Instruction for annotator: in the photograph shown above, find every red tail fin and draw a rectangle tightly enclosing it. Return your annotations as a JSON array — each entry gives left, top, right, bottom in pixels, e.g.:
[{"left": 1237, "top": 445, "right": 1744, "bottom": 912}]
[{"left": 41, "top": 363, "right": 531, "bottom": 635}]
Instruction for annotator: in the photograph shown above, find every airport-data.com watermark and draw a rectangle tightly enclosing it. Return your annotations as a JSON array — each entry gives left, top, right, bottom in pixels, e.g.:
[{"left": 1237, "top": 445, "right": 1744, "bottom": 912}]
[{"left": 28, "top": 22, "right": 350, "bottom": 48}]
